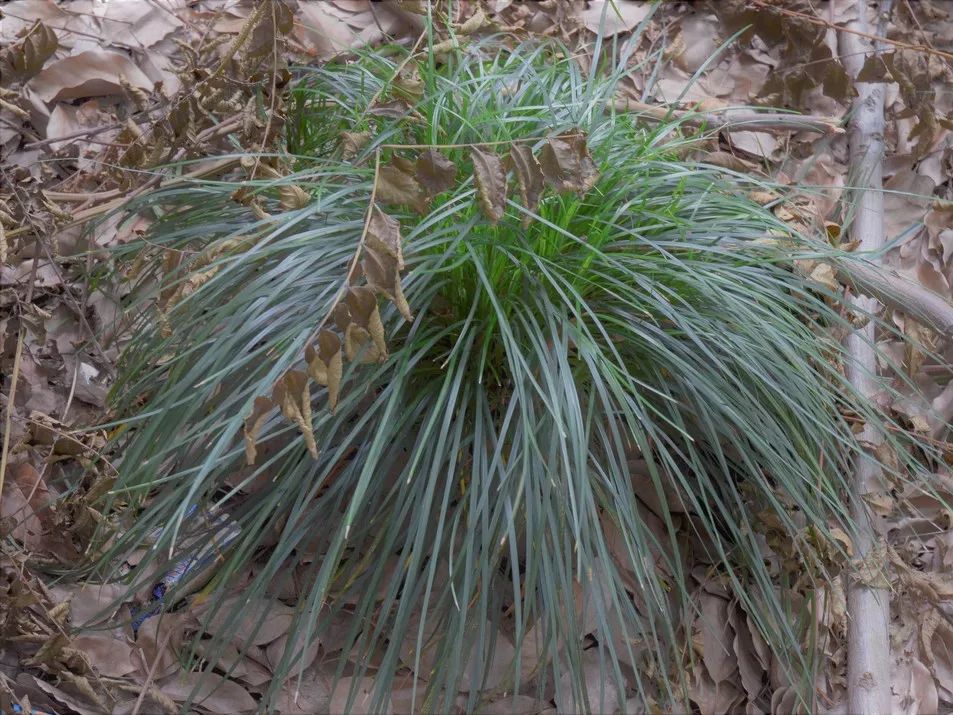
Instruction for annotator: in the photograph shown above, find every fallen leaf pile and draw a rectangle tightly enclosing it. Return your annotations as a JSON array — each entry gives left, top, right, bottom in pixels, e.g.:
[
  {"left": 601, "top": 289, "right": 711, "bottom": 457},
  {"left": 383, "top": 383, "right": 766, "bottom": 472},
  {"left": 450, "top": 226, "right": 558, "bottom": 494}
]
[{"left": 3, "top": 1, "right": 953, "bottom": 713}]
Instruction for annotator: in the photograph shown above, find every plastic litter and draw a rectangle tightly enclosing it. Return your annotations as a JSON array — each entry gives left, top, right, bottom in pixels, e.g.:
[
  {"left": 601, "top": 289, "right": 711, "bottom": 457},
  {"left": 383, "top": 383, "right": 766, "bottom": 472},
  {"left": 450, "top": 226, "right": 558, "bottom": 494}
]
[{"left": 128, "top": 505, "right": 241, "bottom": 635}]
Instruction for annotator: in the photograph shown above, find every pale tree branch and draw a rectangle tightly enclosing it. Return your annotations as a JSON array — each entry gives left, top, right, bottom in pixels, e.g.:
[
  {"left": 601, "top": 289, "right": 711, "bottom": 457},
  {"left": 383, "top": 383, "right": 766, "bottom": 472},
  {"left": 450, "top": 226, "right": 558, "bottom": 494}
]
[
  {"left": 839, "top": 0, "right": 893, "bottom": 712},
  {"left": 612, "top": 98, "right": 844, "bottom": 135},
  {"left": 834, "top": 259, "right": 953, "bottom": 339}
]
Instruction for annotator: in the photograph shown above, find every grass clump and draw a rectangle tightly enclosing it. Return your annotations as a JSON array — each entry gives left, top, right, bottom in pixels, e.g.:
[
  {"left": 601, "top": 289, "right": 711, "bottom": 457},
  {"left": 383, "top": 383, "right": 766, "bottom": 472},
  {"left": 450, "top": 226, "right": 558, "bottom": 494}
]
[{"left": 93, "top": 37, "right": 926, "bottom": 712}]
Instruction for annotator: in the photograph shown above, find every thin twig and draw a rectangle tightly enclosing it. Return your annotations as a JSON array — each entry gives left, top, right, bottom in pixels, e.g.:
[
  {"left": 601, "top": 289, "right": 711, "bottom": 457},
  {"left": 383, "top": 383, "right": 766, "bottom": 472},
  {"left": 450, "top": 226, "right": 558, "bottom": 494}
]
[
  {"left": 751, "top": 0, "right": 953, "bottom": 62},
  {"left": 303, "top": 150, "right": 383, "bottom": 349},
  {"left": 245, "top": 0, "right": 282, "bottom": 184},
  {"left": 23, "top": 417, "right": 120, "bottom": 475},
  {"left": 291, "top": 29, "right": 427, "bottom": 349},
  {"left": 130, "top": 622, "right": 175, "bottom": 715},
  {"left": 22, "top": 104, "right": 168, "bottom": 151},
  {"left": 0, "top": 328, "right": 25, "bottom": 511},
  {"left": 0, "top": 178, "right": 46, "bottom": 509}
]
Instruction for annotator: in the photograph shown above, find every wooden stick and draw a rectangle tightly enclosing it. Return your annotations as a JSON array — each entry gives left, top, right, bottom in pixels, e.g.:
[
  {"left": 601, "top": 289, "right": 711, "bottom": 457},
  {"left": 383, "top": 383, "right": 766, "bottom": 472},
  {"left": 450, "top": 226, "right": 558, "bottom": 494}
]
[
  {"left": 0, "top": 328, "right": 24, "bottom": 512},
  {"left": 835, "top": 260, "right": 953, "bottom": 339},
  {"left": 612, "top": 98, "right": 844, "bottom": 135},
  {"left": 840, "top": 1, "right": 893, "bottom": 712}
]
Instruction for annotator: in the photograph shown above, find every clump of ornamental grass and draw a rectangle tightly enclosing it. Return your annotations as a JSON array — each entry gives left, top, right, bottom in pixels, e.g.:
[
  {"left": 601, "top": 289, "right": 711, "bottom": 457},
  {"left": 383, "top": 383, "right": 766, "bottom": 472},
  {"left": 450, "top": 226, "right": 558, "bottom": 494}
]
[{"left": 91, "top": 37, "right": 929, "bottom": 713}]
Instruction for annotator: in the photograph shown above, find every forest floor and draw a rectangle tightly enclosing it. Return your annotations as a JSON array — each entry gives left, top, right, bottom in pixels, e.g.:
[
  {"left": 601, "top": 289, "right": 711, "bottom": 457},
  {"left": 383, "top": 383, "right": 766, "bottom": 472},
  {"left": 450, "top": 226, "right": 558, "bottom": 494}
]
[{"left": 2, "top": 1, "right": 953, "bottom": 713}]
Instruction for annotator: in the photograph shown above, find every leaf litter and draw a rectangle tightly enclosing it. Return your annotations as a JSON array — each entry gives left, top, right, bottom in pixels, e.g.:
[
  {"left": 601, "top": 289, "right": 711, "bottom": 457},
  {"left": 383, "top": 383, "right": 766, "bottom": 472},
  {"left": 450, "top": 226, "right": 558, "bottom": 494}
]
[{"left": 3, "top": 1, "right": 953, "bottom": 714}]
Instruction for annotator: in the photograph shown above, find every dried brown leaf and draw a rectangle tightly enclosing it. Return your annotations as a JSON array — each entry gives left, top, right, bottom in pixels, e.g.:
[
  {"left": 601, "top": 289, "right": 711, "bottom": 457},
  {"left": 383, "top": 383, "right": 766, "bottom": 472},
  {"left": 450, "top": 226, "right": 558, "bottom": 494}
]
[
  {"left": 555, "top": 652, "right": 620, "bottom": 714},
  {"left": 697, "top": 150, "right": 759, "bottom": 173},
  {"left": 272, "top": 371, "right": 318, "bottom": 458},
  {"left": 507, "top": 144, "right": 545, "bottom": 226},
  {"left": 278, "top": 183, "right": 310, "bottom": 210},
  {"left": 891, "top": 656, "right": 938, "bottom": 715},
  {"left": 366, "top": 205, "right": 404, "bottom": 270},
  {"left": 243, "top": 396, "right": 273, "bottom": 465},
  {"left": 363, "top": 247, "right": 412, "bottom": 322},
  {"left": 246, "top": 0, "right": 294, "bottom": 59},
  {"left": 295, "top": 1, "right": 359, "bottom": 59},
  {"left": 332, "top": 302, "right": 352, "bottom": 333},
  {"left": 378, "top": 157, "right": 429, "bottom": 213},
  {"left": 329, "top": 677, "right": 390, "bottom": 715},
  {"left": 539, "top": 134, "right": 598, "bottom": 195},
  {"left": 727, "top": 604, "right": 765, "bottom": 701},
  {"left": 857, "top": 54, "right": 890, "bottom": 83},
  {"left": 341, "top": 131, "right": 371, "bottom": 159},
  {"left": 808, "top": 262, "right": 839, "bottom": 293},
  {"left": 581, "top": 1, "right": 651, "bottom": 36},
  {"left": 306, "top": 329, "right": 343, "bottom": 412},
  {"left": 863, "top": 490, "right": 895, "bottom": 517},
  {"left": 161, "top": 672, "right": 257, "bottom": 713},
  {"left": 347, "top": 286, "right": 387, "bottom": 360},
  {"left": 71, "top": 634, "right": 135, "bottom": 678},
  {"left": 697, "top": 592, "right": 736, "bottom": 683},
  {"left": 368, "top": 99, "right": 412, "bottom": 119},
  {"left": 0, "top": 21, "right": 58, "bottom": 84},
  {"left": 344, "top": 324, "right": 380, "bottom": 364},
  {"left": 415, "top": 149, "right": 457, "bottom": 196},
  {"left": 205, "top": 596, "right": 295, "bottom": 649},
  {"left": 689, "top": 670, "right": 743, "bottom": 715},
  {"left": 393, "top": 70, "right": 424, "bottom": 102},
  {"left": 26, "top": 49, "right": 153, "bottom": 103},
  {"left": 471, "top": 146, "right": 506, "bottom": 223}
]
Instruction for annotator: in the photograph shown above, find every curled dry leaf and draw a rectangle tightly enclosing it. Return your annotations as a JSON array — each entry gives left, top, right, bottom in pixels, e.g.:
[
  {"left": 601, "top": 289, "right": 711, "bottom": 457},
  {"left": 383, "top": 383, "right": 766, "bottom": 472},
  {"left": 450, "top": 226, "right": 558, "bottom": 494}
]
[
  {"left": 306, "top": 329, "right": 343, "bottom": 412},
  {"left": 507, "top": 144, "right": 545, "bottom": 226},
  {"left": 459, "top": 8, "right": 492, "bottom": 34},
  {"left": 378, "top": 155, "right": 429, "bottom": 213},
  {"left": 415, "top": 149, "right": 457, "bottom": 196},
  {"left": 278, "top": 183, "right": 310, "bottom": 210},
  {"left": 340, "top": 131, "right": 371, "bottom": 159},
  {"left": 0, "top": 21, "right": 58, "bottom": 84},
  {"left": 70, "top": 634, "right": 136, "bottom": 678},
  {"left": 329, "top": 676, "right": 391, "bottom": 715},
  {"left": 204, "top": 596, "right": 295, "bottom": 649},
  {"left": 539, "top": 134, "right": 598, "bottom": 195},
  {"left": 472, "top": 146, "right": 507, "bottom": 223},
  {"left": 332, "top": 292, "right": 386, "bottom": 366},
  {"left": 368, "top": 98, "right": 413, "bottom": 119},
  {"left": 363, "top": 248, "right": 413, "bottom": 322},
  {"left": 27, "top": 49, "right": 154, "bottom": 102},
  {"left": 243, "top": 396, "right": 273, "bottom": 465},
  {"left": 581, "top": 0, "right": 652, "bottom": 36},
  {"left": 809, "top": 261, "right": 840, "bottom": 293},
  {"left": 393, "top": 69, "right": 424, "bottom": 102},
  {"left": 346, "top": 286, "right": 387, "bottom": 362},
  {"left": 161, "top": 672, "right": 257, "bottom": 713},
  {"left": 343, "top": 324, "right": 376, "bottom": 364},
  {"left": 366, "top": 204, "right": 404, "bottom": 270},
  {"left": 698, "top": 592, "right": 736, "bottom": 684},
  {"left": 272, "top": 370, "right": 318, "bottom": 459}
]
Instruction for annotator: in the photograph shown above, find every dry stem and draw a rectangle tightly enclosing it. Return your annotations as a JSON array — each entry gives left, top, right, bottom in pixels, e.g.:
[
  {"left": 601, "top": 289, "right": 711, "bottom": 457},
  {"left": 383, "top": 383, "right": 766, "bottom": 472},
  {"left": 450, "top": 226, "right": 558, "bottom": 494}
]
[{"left": 613, "top": 98, "right": 844, "bottom": 135}]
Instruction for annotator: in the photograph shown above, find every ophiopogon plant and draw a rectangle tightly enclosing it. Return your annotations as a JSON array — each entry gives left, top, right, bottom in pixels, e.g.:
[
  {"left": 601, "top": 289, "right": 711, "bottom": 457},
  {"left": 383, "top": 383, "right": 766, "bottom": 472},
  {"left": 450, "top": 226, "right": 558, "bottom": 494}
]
[{"left": 90, "top": 36, "right": 935, "bottom": 713}]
